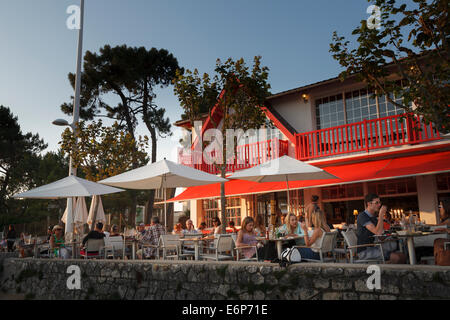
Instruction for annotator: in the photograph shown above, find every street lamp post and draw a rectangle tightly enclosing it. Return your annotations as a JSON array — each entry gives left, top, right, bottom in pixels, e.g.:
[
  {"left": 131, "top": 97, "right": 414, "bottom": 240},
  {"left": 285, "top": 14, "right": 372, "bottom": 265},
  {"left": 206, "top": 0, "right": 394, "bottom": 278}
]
[{"left": 53, "top": 0, "right": 85, "bottom": 257}]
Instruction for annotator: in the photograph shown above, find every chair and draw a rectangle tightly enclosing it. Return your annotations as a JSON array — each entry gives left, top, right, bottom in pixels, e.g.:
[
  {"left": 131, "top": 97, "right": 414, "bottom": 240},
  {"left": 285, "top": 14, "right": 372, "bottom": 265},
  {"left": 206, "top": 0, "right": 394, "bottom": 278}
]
[
  {"left": 103, "top": 236, "right": 124, "bottom": 259},
  {"left": 294, "top": 231, "right": 338, "bottom": 263},
  {"left": 145, "top": 234, "right": 180, "bottom": 260},
  {"left": 178, "top": 233, "right": 202, "bottom": 260},
  {"left": 199, "top": 234, "right": 234, "bottom": 261},
  {"left": 341, "top": 229, "right": 385, "bottom": 264},
  {"left": 80, "top": 238, "right": 105, "bottom": 259},
  {"left": 232, "top": 234, "right": 259, "bottom": 262}
]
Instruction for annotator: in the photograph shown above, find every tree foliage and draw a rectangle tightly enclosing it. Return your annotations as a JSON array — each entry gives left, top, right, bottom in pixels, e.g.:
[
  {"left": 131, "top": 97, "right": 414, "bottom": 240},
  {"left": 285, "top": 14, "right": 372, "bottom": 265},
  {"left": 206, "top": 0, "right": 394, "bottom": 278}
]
[
  {"left": 0, "top": 106, "right": 70, "bottom": 232},
  {"left": 330, "top": 0, "right": 450, "bottom": 132},
  {"left": 173, "top": 56, "right": 271, "bottom": 231},
  {"left": 0, "top": 105, "right": 47, "bottom": 203},
  {"left": 59, "top": 120, "right": 149, "bottom": 182},
  {"left": 60, "top": 44, "right": 181, "bottom": 224}
]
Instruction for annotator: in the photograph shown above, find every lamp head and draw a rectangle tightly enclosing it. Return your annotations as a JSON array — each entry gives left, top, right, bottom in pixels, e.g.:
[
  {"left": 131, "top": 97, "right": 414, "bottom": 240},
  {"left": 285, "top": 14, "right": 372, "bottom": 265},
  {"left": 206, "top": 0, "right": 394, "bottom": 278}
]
[
  {"left": 52, "top": 119, "right": 70, "bottom": 126},
  {"left": 301, "top": 93, "right": 309, "bottom": 102}
]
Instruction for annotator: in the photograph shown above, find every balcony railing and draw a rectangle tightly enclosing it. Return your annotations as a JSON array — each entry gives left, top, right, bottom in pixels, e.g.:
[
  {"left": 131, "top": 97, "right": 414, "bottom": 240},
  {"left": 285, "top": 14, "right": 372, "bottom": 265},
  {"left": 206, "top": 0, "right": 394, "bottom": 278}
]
[
  {"left": 178, "top": 138, "right": 289, "bottom": 175},
  {"left": 295, "top": 113, "right": 442, "bottom": 161}
]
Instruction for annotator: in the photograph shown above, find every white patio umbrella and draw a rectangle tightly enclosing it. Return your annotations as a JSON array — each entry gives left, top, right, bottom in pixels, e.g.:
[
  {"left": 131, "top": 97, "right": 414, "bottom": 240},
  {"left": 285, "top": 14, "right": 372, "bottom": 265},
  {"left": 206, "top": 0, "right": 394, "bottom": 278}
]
[
  {"left": 13, "top": 176, "right": 124, "bottom": 237},
  {"left": 228, "top": 155, "right": 339, "bottom": 212},
  {"left": 99, "top": 159, "right": 228, "bottom": 229},
  {"left": 87, "top": 195, "right": 106, "bottom": 228}
]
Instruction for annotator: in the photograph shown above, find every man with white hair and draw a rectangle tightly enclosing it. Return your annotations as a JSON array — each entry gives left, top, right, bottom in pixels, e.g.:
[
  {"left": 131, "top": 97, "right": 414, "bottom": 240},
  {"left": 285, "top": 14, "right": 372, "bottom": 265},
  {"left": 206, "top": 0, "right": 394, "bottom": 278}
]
[{"left": 182, "top": 219, "right": 198, "bottom": 234}]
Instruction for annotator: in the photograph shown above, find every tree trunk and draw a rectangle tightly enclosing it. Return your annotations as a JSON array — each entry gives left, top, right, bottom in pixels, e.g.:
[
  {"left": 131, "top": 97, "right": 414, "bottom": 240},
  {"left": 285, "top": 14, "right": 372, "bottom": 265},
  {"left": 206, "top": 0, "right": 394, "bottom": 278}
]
[
  {"left": 145, "top": 190, "right": 155, "bottom": 225},
  {"left": 142, "top": 85, "right": 157, "bottom": 225}
]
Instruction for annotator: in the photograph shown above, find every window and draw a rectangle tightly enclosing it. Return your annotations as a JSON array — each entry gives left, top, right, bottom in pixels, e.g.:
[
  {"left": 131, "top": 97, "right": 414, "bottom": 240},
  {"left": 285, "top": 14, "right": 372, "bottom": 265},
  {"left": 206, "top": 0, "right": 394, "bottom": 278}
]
[
  {"left": 226, "top": 197, "right": 242, "bottom": 227},
  {"left": 322, "top": 183, "right": 364, "bottom": 201},
  {"left": 367, "top": 177, "right": 417, "bottom": 196},
  {"left": 203, "top": 199, "right": 219, "bottom": 228},
  {"left": 345, "top": 87, "right": 378, "bottom": 124},
  {"left": 316, "top": 94, "right": 345, "bottom": 129},
  {"left": 288, "top": 189, "right": 304, "bottom": 217},
  {"left": 437, "top": 173, "right": 450, "bottom": 192},
  {"left": 315, "top": 81, "right": 411, "bottom": 130}
]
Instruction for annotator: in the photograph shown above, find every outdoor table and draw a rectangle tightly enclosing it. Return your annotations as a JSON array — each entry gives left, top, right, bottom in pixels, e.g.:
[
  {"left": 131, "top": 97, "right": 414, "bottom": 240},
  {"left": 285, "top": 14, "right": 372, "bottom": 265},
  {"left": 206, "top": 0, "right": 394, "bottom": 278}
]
[
  {"left": 177, "top": 236, "right": 215, "bottom": 260},
  {"left": 124, "top": 238, "right": 138, "bottom": 260},
  {"left": 256, "top": 235, "right": 303, "bottom": 259},
  {"left": 390, "top": 231, "right": 447, "bottom": 265}
]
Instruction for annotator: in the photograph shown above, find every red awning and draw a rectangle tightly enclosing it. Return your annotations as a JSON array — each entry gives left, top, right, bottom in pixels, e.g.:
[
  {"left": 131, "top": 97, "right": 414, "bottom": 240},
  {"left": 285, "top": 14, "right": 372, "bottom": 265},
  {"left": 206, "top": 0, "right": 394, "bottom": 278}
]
[{"left": 166, "top": 151, "right": 450, "bottom": 202}]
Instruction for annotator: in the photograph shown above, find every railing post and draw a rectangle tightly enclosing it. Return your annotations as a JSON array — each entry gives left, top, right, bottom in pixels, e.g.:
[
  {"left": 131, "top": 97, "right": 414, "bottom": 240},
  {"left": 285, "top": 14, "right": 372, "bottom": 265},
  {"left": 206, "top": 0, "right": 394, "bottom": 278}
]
[{"left": 364, "top": 119, "right": 369, "bottom": 153}]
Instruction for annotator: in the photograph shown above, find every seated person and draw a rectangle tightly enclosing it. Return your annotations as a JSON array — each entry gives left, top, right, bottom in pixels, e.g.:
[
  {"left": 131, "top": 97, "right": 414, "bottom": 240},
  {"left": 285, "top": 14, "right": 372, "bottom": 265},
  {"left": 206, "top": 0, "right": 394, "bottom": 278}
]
[
  {"left": 383, "top": 212, "right": 393, "bottom": 231},
  {"left": 438, "top": 199, "right": 450, "bottom": 226},
  {"left": 135, "top": 223, "right": 146, "bottom": 240},
  {"left": 81, "top": 222, "right": 106, "bottom": 256},
  {"left": 235, "top": 217, "right": 264, "bottom": 261},
  {"left": 356, "top": 194, "right": 406, "bottom": 264},
  {"left": 198, "top": 222, "right": 207, "bottom": 234},
  {"left": 182, "top": 219, "right": 198, "bottom": 234},
  {"left": 109, "top": 224, "right": 122, "bottom": 237},
  {"left": 172, "top": 223, "right": 183, "bottom": 235},
  {"left": 137, "top": 216, "right": 166, "bottom": 259},
  {"left": 50, "top": 225, "right": 72, "bottom": 259},
  {"left": 212, "top": 217, "right": 222, "bottom": 235},
  {"left": 228, "top": 221, "right": 238, "bottom": 233},
  {"left": 278, "top": 213, "right": 305, "bottom": 244},
  {"left": 254, "top": 214, "right": 266, "bottom": 237},
  {"left": 18, "top": 233, "right": 33, "bottom": 258},
  {"left": 297, "top": 209, "right": 329, "bottom": 260}
]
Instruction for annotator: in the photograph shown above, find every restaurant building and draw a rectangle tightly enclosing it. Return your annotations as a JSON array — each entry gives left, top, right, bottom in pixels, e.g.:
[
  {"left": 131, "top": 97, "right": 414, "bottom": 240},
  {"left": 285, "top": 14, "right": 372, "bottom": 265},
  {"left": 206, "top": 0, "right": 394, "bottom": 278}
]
[{"left": 170, "top": 73, "right": 450, "bottom": 229}]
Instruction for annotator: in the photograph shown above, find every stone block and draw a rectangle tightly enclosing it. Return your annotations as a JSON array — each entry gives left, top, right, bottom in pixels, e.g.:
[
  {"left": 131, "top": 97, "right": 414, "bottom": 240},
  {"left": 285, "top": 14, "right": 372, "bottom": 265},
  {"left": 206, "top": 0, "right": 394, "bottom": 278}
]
[
  {"left": 332, "top": 279, "right": 352, "bottom": 290},
  {"left": 323, "top": 292, "right": 342, "bottom": 300},
  {"left": 299, "top": 288, "right": 320, "bottom": 300},
  {"left": 359, "top": 293, "right": 379, "bottom": 300},
  {"left": 314, "top": 279, "right": 330, "bottom": 289},
  {"left": 342, "top": 292, "right": 359, "bottom": 300},
  {"left": 250, "top": 273, "right": 265, "bottom": 285},
  {"left": 379, "top": 294, "right": 397, "bottom": 300},
  {"left": 322, "top": 267, "right": 344, "bottom": 276}
]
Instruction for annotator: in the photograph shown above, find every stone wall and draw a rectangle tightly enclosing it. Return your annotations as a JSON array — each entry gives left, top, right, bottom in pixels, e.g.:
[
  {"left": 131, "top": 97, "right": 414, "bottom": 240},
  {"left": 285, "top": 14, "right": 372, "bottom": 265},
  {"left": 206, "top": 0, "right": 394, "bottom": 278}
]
[{"left": 0, "top": 256, "right": 449, "bottom": 300}]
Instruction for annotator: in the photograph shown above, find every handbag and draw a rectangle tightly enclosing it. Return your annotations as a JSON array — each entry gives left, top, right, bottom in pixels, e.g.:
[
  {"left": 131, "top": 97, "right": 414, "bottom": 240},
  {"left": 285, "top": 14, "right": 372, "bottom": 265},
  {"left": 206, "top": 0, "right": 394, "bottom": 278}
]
[{"left": 280, "top": 247, "right": 302, "bottom": 266}]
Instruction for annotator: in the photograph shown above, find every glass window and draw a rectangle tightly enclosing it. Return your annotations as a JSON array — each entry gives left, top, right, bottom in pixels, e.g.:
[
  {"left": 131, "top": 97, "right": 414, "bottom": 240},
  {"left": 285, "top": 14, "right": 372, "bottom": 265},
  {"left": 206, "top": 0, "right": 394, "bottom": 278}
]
[{"left": 315, "top": 94, "right": 345, "bottom": 129}]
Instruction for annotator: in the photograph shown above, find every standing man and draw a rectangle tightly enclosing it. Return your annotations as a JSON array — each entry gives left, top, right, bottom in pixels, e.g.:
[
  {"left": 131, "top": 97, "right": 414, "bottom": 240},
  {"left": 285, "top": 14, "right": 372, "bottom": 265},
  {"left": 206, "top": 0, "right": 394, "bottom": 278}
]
[
  {"left": 356, "top": 194, "right": 406, "bottom": 264},
  {"left": 305, "top": 195, "right": 319, "bottom": 229},
  {"left": 137, "top": 216, "right": 166, "bottom": 259}
]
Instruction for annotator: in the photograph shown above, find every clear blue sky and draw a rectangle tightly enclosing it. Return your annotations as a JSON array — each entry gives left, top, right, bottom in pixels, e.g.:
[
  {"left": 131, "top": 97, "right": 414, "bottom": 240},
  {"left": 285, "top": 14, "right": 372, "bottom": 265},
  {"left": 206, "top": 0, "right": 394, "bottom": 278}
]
[{"left": 1, "top": 0, "right": 375, "bottom": 161}]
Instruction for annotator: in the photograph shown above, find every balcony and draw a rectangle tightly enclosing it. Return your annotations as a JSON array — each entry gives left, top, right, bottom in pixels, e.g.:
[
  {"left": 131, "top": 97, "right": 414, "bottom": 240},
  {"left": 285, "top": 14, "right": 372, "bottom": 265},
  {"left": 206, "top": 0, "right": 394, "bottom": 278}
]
[
  {"left": 295, "top": 113, "right": 442, "bottom": 161},
  {"left": 178, "top": 138, "right": 289, "bottom": 175}
]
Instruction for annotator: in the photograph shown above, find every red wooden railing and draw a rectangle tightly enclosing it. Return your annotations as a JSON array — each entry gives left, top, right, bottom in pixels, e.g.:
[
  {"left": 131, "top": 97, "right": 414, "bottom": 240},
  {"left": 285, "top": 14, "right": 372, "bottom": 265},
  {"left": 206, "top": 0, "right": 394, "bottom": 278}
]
[
  {"left": 178, "top": 138, "right": 289, "bottom": 174},
  {"left": 295, "top": 113, "right": 442, "bottom": 161}
]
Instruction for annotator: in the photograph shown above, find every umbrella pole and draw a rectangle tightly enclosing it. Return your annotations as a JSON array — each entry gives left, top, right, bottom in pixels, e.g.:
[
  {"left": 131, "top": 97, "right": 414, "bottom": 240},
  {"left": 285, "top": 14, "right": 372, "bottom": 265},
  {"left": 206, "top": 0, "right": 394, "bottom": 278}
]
[
  {"left": 286, "top": 176, "right": 290, "bottom": 214},
  {"left": 164, "top": 175, "right": 167, "bottom": 231}
]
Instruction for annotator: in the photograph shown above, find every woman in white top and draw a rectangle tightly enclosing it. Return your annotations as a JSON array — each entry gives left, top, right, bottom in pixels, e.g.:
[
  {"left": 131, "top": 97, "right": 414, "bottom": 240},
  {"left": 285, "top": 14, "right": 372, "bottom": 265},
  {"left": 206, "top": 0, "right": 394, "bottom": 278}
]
[
  {"left": 212, "top": 217, "right": 222, "bottom": 235},
  {"left": 298, "top": 209, "right": 328, "bottom": 260}
]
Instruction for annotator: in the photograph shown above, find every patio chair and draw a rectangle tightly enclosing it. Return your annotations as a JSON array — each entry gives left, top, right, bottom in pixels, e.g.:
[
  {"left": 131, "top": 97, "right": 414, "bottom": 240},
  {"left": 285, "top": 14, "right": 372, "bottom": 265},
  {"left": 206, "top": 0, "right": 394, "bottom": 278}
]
[
  {"left": 199, "top": 234, "right": 234, "bottom": 261},
  {"left": 80, "top": 238, "right": 105, "bottom": 259},
  {"left": 144, "top": 234, "right": 180, "bottom": 260},
  {"left": 341, "top": 229, "right": 385, "bottom": 264},
  {"left": 104, "top": 236, "right": 124, "bottom": 259},
  {"left": 293, "top": 231, "right": 337, "bottom": 263},
  {"left": 178, "top": 233, "right": 202, "bottom": 260},
  {"left": 231, "top": 235, "right": 259, "bottom": 262}
]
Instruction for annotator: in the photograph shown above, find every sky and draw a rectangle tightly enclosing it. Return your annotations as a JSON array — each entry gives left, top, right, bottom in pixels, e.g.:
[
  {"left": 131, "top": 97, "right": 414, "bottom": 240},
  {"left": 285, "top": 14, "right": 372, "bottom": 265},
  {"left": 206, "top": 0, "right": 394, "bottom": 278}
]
[{"left": 0, "top": 0, "right": 378, "bottom": 163}]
